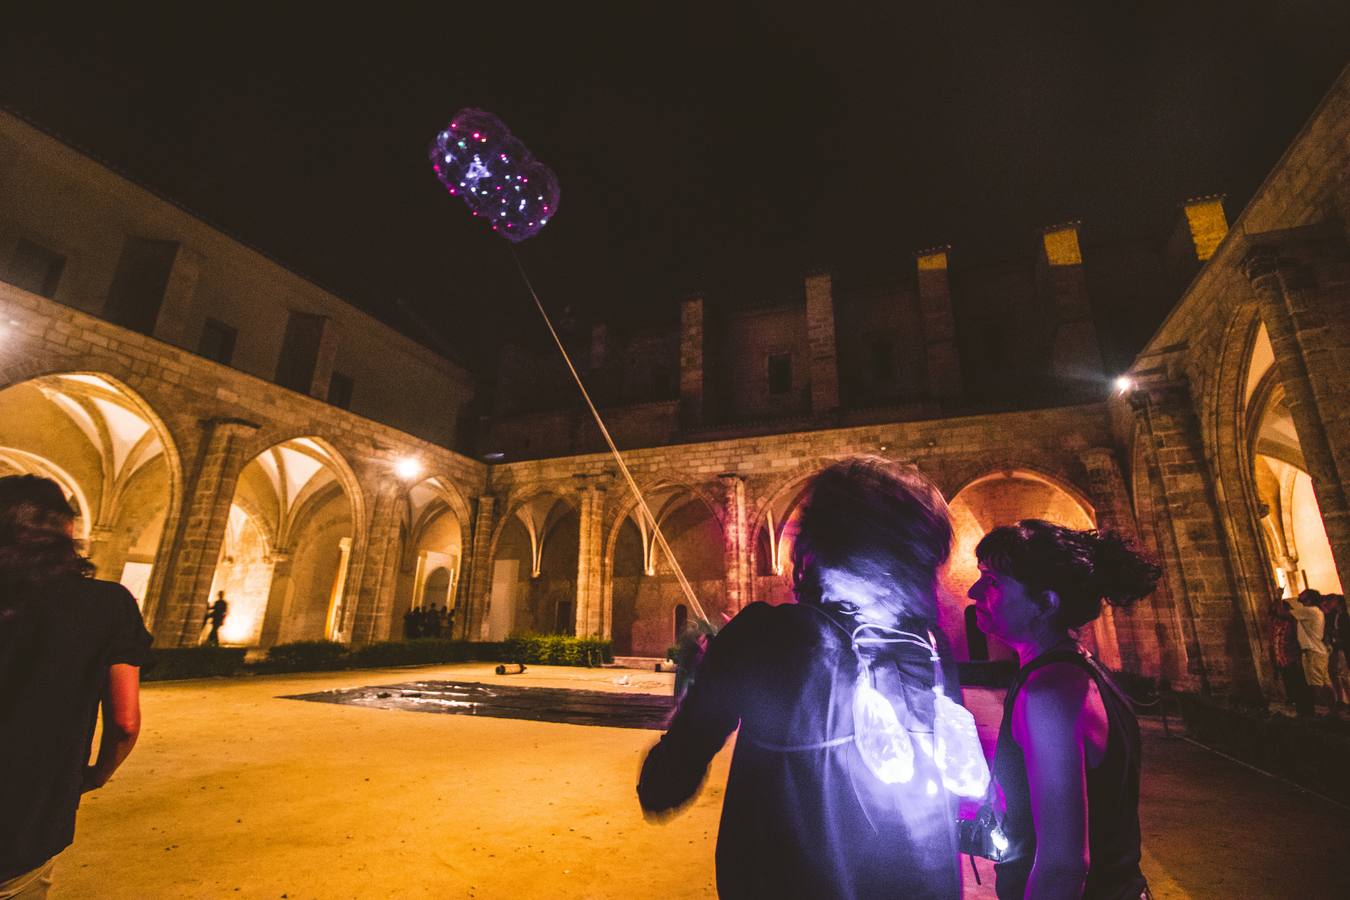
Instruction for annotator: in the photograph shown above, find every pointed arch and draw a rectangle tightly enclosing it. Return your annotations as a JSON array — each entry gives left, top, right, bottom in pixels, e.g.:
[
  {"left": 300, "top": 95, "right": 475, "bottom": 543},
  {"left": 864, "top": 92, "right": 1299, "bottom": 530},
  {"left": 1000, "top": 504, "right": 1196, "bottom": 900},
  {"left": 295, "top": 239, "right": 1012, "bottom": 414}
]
[{"left": 0, "top": 370, "right": 183, "bottom": 616}]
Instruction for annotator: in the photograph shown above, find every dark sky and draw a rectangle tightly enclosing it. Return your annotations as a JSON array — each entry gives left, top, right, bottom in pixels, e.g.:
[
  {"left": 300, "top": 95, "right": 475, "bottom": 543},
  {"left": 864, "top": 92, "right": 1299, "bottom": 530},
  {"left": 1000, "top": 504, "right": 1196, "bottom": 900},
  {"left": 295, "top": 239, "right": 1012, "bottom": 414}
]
[{"left": 2, "top": 3, "right": 1346, "bottom": 369}]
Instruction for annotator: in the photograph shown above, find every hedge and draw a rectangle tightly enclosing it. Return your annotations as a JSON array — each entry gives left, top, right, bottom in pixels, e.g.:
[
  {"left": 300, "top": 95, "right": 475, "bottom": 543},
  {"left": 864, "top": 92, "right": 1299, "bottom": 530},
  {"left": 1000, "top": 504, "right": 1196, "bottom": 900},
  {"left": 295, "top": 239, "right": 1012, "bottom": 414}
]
[
  {"left": 141, "top": 635, "right": 614, "bottom": 681},
  {"left": 255, "top": 639, "right": 351, "bottom": 673},
  {"left": 501, "top": 633, "right": 613, "bottom": 666},
  {"left": 143, "top": 647, "right": 247, "bottom": 681}
]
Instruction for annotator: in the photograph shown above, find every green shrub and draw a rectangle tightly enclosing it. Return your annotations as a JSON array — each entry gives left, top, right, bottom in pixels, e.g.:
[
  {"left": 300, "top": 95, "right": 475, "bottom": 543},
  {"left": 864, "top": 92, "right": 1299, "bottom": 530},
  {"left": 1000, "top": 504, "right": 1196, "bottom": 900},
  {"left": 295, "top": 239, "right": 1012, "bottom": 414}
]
[
  {"left": 143, "top": 646, "right": 247, "bottom": 681},
  {"left": 260, "top": 640, "right": 350, "bottom": 672},
  {"left": 348, "top": 638, "right": 505, "bottom": 668},
  {"left": 501, "top": 633, "right": 612, "bottom": 666}
]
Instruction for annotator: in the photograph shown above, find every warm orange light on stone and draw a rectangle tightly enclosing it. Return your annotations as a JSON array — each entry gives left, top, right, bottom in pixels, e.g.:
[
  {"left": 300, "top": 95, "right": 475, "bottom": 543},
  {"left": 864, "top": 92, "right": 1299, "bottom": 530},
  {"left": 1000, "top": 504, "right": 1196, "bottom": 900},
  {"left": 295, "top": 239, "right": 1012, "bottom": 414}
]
[
  {"left": 1042, "top": 225, "right": 1083, "bottom": 266},
  {"left": 916, "top": 249, "right": 949, "bottom": 271},
  {"left": 1182, "top": 196, "right": 1228, "bottom": 261}
]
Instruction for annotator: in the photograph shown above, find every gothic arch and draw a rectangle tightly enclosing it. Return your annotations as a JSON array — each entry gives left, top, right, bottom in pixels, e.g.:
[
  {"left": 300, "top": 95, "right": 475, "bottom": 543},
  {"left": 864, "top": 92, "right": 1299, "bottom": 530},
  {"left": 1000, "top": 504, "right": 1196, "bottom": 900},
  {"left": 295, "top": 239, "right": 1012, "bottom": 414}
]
[
  {"left": 216, "top": 436, "right": 361, "bottom": 646},
  {"left": 0, "top": 370, "right": 183, "bottom": 618},
  {"left": 604, "top": 481, "right": 727, "bottom": 656},
  {"left": 943, "top": 467, "right": 1112, "bottom": 665}
]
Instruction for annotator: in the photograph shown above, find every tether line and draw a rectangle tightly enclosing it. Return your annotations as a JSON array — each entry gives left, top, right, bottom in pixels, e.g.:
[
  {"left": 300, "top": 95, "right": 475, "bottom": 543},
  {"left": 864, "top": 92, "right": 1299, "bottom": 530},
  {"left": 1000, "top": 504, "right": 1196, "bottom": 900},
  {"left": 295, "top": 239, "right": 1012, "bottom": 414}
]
[{"left": 507, "top": 244, "right": 709, "bottom": 626}]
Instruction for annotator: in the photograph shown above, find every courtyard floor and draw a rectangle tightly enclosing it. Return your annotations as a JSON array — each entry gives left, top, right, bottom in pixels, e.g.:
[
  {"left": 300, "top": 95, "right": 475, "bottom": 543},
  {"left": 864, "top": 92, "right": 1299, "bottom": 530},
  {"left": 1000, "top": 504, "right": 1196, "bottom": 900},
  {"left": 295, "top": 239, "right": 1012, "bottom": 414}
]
[{"left": 51, "top": 664, "right": 1348, "bottom": 899}]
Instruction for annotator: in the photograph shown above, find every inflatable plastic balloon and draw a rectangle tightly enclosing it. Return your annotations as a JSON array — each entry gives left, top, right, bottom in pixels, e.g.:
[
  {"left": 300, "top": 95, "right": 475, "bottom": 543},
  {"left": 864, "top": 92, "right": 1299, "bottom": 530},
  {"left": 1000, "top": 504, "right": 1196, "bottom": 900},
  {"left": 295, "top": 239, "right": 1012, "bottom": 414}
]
[
  {"left": 428, "top": 109, "right": 560, "bottom": 242},
  {"left": 852, "top": 670, "right": 917, "bottom": 785},
  {"left": 848, "top": 624, "right": 991, "bottom": 796},
  {"left": 932, "top": 687, "right": 992, "bottom": 798}
]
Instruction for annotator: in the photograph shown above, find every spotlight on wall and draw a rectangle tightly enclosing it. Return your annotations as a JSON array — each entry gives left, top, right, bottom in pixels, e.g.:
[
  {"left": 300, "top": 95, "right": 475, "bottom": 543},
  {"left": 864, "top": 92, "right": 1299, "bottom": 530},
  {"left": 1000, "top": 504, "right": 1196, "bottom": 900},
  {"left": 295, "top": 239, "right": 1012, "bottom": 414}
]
[
  {"left": 394, "top": 457, "right": 423, "bottom": 480},
  {"left": 1113, "top": 375, "right": 1135, "bottom": 394}
]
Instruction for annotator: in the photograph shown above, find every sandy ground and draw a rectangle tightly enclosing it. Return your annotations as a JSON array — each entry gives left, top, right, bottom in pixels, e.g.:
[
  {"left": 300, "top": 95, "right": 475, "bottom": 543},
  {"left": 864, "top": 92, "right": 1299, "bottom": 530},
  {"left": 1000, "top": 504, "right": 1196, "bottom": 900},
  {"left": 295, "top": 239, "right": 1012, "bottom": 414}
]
[{"left": 49, "top": 664, "right": 1350, "bottom": 899}]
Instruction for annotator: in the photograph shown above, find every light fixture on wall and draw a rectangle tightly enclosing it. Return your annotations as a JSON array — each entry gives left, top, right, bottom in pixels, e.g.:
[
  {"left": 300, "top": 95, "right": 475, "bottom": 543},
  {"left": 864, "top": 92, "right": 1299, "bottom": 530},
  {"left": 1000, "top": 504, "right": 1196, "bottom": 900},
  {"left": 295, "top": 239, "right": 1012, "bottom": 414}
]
[
  {"left": 394, "top": 457, "right": 423, "bottom": 480},
  {"left": 1113, "top": 375, "right": 1135, "bottom": 394}
]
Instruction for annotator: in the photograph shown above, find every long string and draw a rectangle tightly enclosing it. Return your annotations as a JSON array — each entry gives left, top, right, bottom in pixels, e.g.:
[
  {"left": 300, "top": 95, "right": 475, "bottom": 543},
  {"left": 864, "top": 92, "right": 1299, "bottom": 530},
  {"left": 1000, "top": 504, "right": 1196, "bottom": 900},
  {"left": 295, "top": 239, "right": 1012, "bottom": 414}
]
[{"left": 507, "top": 244, "right": 709, "bottom": 625}]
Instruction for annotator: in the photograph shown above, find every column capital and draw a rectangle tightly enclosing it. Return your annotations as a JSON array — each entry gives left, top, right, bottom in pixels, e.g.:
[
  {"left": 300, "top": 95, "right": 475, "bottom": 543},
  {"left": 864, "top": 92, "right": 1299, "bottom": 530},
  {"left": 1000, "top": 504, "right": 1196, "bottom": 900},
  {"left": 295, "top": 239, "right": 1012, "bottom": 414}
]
[
  {"left": 1241, "top": 224, "right": 1347, "bottom": 289},
  {"left": 571, "top": 473, "right": 611, "bottom": 494},
  {"left": 1077, "top": 446, "right": 1120, "bottom": 468},
  {"left": 201, "top": 416, "right": 261, "bottom": 436}
]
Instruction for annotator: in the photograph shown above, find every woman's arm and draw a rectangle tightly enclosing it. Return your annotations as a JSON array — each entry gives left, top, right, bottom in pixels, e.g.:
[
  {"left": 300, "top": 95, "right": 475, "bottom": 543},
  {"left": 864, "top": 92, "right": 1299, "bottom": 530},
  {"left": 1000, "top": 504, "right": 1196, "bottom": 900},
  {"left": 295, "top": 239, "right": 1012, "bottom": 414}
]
[
  {"left": 83, "top": 663, "right": 142, "bottom": 792},
  {"left": 1012, "top": 664, "right": 1094, "bottom": 900}
]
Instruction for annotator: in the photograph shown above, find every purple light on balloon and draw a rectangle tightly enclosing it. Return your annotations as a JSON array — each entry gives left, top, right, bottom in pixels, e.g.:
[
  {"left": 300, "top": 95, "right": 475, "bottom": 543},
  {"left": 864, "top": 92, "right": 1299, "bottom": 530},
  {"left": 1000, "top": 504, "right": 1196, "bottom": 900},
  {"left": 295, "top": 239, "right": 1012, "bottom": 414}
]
[{"left": 429, "top": 109, "right": 560, "bottom": 243}]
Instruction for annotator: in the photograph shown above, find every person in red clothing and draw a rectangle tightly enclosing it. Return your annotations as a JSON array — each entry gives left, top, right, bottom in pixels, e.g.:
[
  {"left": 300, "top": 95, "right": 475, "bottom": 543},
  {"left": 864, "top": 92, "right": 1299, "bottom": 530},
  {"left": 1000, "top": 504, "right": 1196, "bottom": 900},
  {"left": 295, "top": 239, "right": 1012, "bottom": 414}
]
[{"left": 0, "top": 475, "right": 151, "bottom": 898}]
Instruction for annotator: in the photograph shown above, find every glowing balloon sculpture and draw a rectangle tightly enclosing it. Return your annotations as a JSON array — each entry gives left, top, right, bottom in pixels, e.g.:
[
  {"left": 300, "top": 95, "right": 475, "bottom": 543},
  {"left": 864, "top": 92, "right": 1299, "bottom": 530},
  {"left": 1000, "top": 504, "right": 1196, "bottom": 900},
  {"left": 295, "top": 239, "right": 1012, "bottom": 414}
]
[
  {"left": 851, "top": 625, "right": 991, "bottom": 797},
  {"left": 428, "top": 109, "right": 708, "bottom": 625},
  {"left": 428, "top": 109, "right": 560, "bottom": 243}
]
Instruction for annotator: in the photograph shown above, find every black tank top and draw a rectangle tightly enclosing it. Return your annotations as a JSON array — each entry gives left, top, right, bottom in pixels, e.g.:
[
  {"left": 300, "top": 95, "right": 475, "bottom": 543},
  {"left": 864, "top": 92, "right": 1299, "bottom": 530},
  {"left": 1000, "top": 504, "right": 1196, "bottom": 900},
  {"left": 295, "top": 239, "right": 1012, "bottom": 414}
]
[{"left": 991, "top": 648, "right": 1147, "bottom": 900}]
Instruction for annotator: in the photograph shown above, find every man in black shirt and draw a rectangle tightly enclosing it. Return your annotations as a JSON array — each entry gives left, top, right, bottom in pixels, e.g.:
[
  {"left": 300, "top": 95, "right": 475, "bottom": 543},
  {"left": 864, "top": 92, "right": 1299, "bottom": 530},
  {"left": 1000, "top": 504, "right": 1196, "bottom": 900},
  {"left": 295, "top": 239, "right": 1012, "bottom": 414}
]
[{"left": 0, "top": 475, "right": 152, "bottom": 897}]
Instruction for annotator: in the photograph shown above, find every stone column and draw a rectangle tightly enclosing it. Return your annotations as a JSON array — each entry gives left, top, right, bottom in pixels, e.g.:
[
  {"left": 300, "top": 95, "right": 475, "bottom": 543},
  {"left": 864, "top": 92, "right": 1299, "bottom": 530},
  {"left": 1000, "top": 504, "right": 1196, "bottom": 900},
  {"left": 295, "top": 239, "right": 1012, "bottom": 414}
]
[
  {"left": 679, "top": 294, "right": 706, "bottom": 429},
  {"left": 1130, "top": 382, "right": 1261, "bottom": 697},
  {"left": 1243, "top": 229, "right": 1350, "bottom": 587},
  {"left": 915, "top": 246, "right": 963, "bottom": 404},
  {"left": 1038, "top": 223, "right": 1104, "bottom": 383},
  {"left": 1079, "top": 447, "right": 1155, "bottom": 675},
  {"left": 257, "top": 550, "right": 294, "bottom": 647},
  {"left": 152, "top": 417, "right": 259, "bottom": 647},
  {"left": 84, "top": 523, "right": 118, "bottom": 580},
  {"left": 719, "top": 473, "right": 751, "bottom": 614},
  {"left": 804, "top": 271, "right": 840, "bottom": 417},
  {"left": 464, "top": 495, "right": 496, "bottom": 640},
  {"left": 325, "top": 537, "right": 354, "bottom": 641},
  {"left": 347, "top": 483, "right": 404, "bottom": 644},
  {"left": 574, "top": 479, "right": 606, "bottom": 637},
  {"left": 410, "top": 551, "right": 430, "bottom": 610}
]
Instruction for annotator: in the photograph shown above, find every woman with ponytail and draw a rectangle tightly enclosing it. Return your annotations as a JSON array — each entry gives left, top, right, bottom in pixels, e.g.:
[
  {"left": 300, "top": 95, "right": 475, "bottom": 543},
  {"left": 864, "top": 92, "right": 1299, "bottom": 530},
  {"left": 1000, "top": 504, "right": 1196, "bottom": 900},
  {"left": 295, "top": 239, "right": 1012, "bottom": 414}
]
[
  {"left": 0, "top": 475, "right": 152, "bottom": 897},
  {"left": 968, "top": 520, "right": 1160, "bottom": 900}
]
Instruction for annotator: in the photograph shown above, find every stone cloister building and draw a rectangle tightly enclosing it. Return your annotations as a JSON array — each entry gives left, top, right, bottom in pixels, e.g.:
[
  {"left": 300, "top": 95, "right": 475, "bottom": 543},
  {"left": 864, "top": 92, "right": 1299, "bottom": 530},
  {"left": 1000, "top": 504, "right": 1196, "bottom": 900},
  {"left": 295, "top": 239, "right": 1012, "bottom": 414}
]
[{"left": 1, "top": 67, "right": 1346, "bottom": 702}]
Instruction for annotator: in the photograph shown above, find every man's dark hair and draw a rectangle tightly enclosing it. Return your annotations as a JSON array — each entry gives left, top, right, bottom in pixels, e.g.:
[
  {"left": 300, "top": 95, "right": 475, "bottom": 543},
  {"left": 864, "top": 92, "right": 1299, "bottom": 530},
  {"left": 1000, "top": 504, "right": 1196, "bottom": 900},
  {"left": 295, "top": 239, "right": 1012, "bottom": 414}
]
[
  {"left": 0, "top": 474, "right": 93, "bottom": 617},
  {"left": 790, "top": 456, "right": 952, "bottom": 627},
  {"left": 1297, "top": 588, "right": 1324, "bottom": 607}
]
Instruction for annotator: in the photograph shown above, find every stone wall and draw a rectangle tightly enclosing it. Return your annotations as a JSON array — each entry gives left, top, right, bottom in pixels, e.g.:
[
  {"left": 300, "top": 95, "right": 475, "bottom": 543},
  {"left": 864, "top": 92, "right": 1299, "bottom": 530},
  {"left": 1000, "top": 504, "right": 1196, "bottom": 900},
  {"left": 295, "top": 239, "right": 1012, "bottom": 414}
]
[{"left": 0, "top": 280, "right": 487, "bottom": 647}]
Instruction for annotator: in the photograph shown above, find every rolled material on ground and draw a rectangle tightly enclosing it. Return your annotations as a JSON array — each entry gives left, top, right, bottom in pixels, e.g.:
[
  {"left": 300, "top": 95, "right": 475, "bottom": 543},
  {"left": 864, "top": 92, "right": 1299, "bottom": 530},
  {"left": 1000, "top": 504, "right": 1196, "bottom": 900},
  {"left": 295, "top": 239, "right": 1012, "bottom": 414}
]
[{"left": 495, "top": 663, "right": 527, "bottom": 675}]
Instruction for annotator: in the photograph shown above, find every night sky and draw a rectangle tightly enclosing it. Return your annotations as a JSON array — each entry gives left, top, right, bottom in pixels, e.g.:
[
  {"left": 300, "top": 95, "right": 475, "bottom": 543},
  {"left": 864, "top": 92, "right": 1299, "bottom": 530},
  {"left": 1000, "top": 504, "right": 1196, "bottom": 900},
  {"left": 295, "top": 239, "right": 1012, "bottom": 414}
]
[{"left": 2, "top": 3, "right": 1346, "bottom": 370}]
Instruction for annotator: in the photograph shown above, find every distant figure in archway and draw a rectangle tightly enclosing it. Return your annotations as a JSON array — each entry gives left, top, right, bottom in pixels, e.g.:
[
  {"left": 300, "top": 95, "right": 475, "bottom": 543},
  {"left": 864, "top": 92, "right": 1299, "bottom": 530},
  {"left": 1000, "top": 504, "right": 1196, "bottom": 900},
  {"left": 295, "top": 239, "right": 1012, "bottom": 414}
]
[
  {"left": 0, "top": 474, "right": 151, "bottom": 896},
  {"left": 969, "top": 519, "right": 1159, "bottom": 900},
  {"left": 639, "top": 457, "right": 962, "bottom": 899},
  {"left": 202, "top": 591, "right": 228, "bottom": 646},
  {"left": 1287, "top": 589, "right": 1331, "bottom": 714}
]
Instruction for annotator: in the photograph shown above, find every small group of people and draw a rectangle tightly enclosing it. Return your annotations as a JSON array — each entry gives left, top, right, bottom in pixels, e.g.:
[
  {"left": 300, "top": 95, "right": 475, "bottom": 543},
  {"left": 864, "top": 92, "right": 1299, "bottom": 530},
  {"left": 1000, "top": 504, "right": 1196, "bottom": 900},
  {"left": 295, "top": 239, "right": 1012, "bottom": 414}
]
[
  {"left": 1272, "top": 587, "right": 1350, "bottom": 718},
  {"left": 640, "top": 457, "right": 1159, "bottom": 899},
  {"left": 403, "top": 603, "right": 454, "bottom": 639}
]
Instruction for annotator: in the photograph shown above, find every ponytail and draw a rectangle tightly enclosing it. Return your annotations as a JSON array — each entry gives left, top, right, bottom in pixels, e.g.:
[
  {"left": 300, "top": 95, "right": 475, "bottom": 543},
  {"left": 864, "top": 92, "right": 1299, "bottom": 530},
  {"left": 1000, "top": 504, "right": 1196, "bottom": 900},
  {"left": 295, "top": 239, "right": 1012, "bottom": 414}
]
[{"left": 975, "top": 519, "right": 1160, "bottom": 629}]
